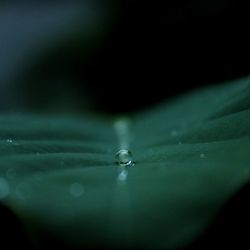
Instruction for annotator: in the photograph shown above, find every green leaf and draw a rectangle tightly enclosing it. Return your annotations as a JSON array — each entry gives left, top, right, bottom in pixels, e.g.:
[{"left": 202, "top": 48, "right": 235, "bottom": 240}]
[{"left": 0, "top": 77, "right": 250, "bottom": 249}]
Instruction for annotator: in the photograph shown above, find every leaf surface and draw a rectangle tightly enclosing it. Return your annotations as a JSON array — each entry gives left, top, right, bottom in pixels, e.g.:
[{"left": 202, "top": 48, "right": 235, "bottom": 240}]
[{"left": 0, "top": 77, "right": 250, "bottom": 249}]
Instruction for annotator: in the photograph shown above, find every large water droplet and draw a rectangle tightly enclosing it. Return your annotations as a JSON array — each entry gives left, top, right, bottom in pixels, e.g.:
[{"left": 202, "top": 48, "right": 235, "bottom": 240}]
[
  {"left": 0, "top": 177, "right": 10, "bottom": 199},
  {"left": 69, "top": 182, "right": 85, "bottom": 197},
  {"left": 115, "top": 149, "right": 134, "bottom": 167}
]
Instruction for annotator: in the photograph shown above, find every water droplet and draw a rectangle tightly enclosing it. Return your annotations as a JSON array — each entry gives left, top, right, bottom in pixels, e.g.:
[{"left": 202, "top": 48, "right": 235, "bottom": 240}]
[
  {"left": 16, "top": 182, "right": 32, "bottom": 200},
  {"left": 115, "top": 149, "right": 134, "bottom": 167},
  {"left": 69, "top": 182, "right": 85, "bottom": 197},
  {"left": 200, "top": 153, "right": 205, "bottom": 158},
  {"left": 0, "top": 177, "right": 10, "bottom": 199},
  {"left": 178, "top": 141, "right": 182, "bottom": 145},
  {"left": 171, "top": 130, "right": 177, "bottom": 137},
  {"left": 118, "top": 170, "right": 128, "bottom": 182},
  {"left": 6, "top": 139, "right": 13, "bottom": 143},
  {"left": 36, "top": 152, "right": 40, "bottom": 156}
]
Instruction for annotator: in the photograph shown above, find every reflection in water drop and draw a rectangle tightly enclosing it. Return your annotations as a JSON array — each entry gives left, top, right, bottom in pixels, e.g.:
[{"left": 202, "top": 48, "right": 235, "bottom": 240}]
[
  {"left": 6, "top": 139, "right": 13, "bottom": 143},
  {"left": 69, "top": 182, "right": 85, "bottom": 197},
  {"left": 118, "top": 170, "right": 128, "bottom": 182},
  {"left": 200, "top": 153, "right": 205, "bottom": 158},
  {"left": 0, "top": 177, "right": 10, "bottom": 199},
  {"left": 16, "top": 182, "right": 32, "bottom": 200},
  {"left": 115, "top": 149, "right": 134, "bottom": 167},
  {"left": 115, "top": 149, "right": 135, "bottom": 182}
]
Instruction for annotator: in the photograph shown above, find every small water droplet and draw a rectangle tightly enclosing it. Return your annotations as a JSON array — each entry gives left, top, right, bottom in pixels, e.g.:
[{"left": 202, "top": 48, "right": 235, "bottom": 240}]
[
  {"left": 69, "top": 182, "right": 85, "bottom": 197},
  {"left": 115, "top": 149, "right": 134, "bottom": 167},
  {"left": 171, "top": 130, "right": 178, "bottom": 137},
  {"left": 178, "top": 141, "right": 182, "bottom": 145},
  {"left": 36, "top": 152, "right": 40, "bottom": 156},
  {"left": 6, "top": 139, "right": 13, "bottom": 143},
  {"left": 200, "top": 153, "right": 205, "bottom": 158},
  {"left": 0, "top": 177, "right": 10, "bottom": 199},
  {"left": 16, "top": 182, "right": 32, "bottom": 200}
]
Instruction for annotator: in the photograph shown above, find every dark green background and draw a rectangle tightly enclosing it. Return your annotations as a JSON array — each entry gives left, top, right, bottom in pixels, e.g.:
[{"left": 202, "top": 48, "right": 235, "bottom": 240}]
[{"left": 1, "top": 0, "right": 250, "bottom": 113}]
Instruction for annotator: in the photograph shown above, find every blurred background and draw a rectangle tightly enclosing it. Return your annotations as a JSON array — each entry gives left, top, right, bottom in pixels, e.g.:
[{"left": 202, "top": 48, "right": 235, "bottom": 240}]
[{"left": 1, "top": 0, "right": 250, "bottom": 114}]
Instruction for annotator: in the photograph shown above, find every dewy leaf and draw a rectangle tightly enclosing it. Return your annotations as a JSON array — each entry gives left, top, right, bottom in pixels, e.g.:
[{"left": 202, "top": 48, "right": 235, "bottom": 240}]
[{"left": 1, "top": 77, "right": 250, "bottom": 249}]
